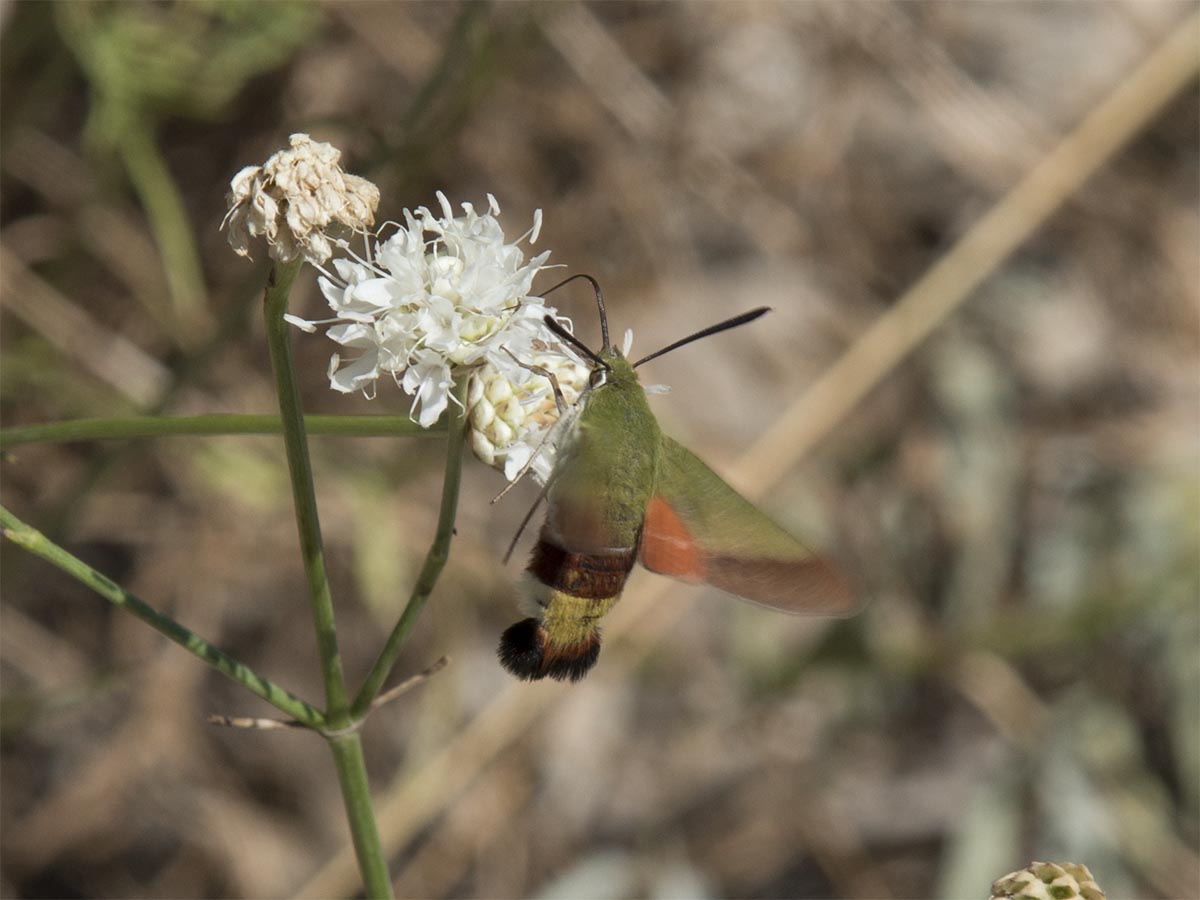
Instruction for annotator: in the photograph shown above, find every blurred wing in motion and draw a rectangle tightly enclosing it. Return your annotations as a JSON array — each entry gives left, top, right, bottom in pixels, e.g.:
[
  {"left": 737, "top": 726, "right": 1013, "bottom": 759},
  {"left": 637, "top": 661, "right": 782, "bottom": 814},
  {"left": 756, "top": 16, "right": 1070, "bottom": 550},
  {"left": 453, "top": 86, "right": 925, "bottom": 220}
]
[{"left": 639, "top": 437, "right": 857, "bottom": 615}]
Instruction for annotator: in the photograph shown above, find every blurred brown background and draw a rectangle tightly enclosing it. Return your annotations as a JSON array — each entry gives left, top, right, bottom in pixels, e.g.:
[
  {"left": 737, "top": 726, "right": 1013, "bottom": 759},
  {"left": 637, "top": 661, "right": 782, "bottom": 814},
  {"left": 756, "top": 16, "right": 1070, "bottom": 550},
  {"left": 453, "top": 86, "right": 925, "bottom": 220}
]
[{"left": 1, "top": 3, "right": 1197, "bottom": 898}]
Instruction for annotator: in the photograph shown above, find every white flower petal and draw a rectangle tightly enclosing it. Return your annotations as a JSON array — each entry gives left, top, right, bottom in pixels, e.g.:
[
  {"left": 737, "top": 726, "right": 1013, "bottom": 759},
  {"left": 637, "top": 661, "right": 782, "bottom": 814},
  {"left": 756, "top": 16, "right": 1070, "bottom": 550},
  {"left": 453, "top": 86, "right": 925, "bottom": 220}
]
[
  {"left": 352, "top": 278, "right": 403, "bottom": 309},
  {"left": 283, "top": 313, "right": 319, "bottom": 333},
  {"left": 329, "top": 350, "right": 381, "bottom": 393},
  {"left": 326, "top": 322, "right": 375, "bottom": 347},
  {"left": 502, "top": 443, "right": 532, "bottom": 481}
]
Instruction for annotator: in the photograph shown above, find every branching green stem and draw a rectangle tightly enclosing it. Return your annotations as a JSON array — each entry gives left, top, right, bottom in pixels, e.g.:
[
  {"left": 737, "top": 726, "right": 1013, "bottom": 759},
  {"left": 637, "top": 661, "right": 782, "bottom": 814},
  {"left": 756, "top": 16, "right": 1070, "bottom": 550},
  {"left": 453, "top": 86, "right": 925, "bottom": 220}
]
[
  {"left": 0, "top": 505, "right": 324, "bottom": 728},
  {"left": 0, "top": 414, "right": 442, "bottom": 451},
  {"left": 351, "top": 377, "right": 468, "bottom": 719}
]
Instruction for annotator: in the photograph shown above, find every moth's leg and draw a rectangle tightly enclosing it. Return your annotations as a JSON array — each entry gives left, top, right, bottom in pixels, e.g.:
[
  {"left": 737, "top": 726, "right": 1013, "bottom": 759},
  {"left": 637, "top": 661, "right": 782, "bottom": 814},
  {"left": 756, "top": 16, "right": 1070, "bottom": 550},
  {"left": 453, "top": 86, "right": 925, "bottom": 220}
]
[
  {"left": 502, "top": 347, "right": 566, "bottom": 413},
  {"left": 503, "top": 475, "right": 554, "bottom": 564},
  {"left": 491, "top": 420, "right": 565, "bottom": 504}
]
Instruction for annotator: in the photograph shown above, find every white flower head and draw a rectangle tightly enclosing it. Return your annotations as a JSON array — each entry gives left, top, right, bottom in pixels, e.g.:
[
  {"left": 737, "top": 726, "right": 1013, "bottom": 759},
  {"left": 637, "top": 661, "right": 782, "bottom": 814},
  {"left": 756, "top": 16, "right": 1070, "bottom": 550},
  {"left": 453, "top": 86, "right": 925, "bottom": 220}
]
[
  {"left": 290, "top": 191, "right": 587, "bottom": 481},
  {"left": 223, "top": 133, "right": 379, "bottom": 266}
]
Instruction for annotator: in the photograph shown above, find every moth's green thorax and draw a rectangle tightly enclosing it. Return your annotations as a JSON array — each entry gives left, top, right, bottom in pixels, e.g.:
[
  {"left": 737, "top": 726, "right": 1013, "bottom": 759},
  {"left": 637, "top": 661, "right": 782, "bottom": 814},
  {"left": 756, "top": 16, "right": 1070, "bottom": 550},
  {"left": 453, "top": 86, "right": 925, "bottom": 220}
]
[{"left": 550, "top": 349, "right": 661, "bottom": 551}]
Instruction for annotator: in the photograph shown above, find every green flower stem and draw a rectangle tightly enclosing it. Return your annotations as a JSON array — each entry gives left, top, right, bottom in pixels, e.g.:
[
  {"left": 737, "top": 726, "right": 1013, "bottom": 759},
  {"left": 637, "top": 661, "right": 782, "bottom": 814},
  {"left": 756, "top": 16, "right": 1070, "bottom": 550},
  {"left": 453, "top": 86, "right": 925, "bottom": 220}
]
[
  {"left": 262, "top": 260, "right": 350, "bottom": 722},
  {"left": 351, "top": 376, "right": 469, "bottom": 719},
  {"left": 263, "top": 260, "right": 394, "bottom": 899},
  {"left": 328, "top": 734, "right": 392, "bottom": 899},
  {"left": 118, "top": 123, "right": 210, "bottom": 338},
  {"left": 0, "top": 414, "right": 442, "bottom": 451},
  {"left": 0, "top": 505, "right": 324, "bottom": 728}
]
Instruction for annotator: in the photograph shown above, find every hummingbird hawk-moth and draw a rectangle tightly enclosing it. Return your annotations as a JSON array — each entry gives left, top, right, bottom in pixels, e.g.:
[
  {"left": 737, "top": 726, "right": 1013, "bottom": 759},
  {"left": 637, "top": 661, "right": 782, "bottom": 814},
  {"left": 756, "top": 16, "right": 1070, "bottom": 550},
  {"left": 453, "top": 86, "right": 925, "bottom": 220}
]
[{"left": 498, "top": 277, "right": 856, "bottom": 682}]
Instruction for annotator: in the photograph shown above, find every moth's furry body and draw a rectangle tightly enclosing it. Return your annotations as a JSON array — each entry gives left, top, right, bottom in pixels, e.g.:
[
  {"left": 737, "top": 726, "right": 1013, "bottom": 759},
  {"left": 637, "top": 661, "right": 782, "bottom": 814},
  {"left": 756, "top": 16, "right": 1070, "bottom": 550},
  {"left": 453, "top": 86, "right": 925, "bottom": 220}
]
[
  {"left": 499, "top": 351, "right": 658, "bottom": 681},
  {"left": 496, "top": 302, "right": 856, "bottom": 683}
]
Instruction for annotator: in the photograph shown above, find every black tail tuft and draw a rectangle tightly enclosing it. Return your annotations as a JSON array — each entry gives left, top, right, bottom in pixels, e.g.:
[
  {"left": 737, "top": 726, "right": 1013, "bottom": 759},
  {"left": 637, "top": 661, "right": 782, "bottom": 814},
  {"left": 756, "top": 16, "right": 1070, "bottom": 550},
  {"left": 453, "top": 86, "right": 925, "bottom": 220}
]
[
  {"left": 497, "top": 619, "right": 602, "bottom": 682},
  {"left": 498, "top": 618, "right": 548, "bottom": 680}
]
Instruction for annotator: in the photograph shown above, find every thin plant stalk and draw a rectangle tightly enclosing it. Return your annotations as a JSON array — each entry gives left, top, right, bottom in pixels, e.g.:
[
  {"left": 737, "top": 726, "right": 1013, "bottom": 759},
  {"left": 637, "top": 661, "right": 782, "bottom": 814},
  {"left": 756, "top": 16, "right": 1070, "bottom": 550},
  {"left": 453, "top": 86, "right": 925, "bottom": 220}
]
[
  {"left": 328, "top": 734, "right": 391, "bottom": 898},
  {"left": 262, "top": 260, "right": 350, "bottom": 721},
  {"left": 0, "top": 414, "right": 442, "bottom": 451},
  {"left": 0, "top": 505, "right": 324, "bottom": 728},
  {"left": 262, "top": 259, "right": 393, "bottom": 899},
  {"left": 118, "top": 123, "right": 211, "bottom": 340},
  {"left": 352, "top": 376, "right": 469, "bottom": 719}
]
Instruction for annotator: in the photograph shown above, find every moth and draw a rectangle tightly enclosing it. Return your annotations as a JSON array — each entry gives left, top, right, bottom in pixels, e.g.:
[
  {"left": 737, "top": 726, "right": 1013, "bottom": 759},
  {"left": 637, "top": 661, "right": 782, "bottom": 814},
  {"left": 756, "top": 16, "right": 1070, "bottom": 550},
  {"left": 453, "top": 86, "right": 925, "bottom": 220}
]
[{"left": 498, "top": 276, "right": 856, "bottom": 681}]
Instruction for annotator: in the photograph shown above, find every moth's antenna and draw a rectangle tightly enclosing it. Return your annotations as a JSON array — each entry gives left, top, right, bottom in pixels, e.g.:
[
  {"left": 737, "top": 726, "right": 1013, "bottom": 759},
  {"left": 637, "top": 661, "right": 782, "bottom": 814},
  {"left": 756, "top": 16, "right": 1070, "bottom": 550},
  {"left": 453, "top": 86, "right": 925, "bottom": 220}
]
[
  {"left": 543, "top": 315, "right": 610, "bottom": 371},
  {"left": 633, "top": 307, "right": 771, "bottom": 369},
  {"left": 536, "top": 273, "right": 610, "bottom": 352}
]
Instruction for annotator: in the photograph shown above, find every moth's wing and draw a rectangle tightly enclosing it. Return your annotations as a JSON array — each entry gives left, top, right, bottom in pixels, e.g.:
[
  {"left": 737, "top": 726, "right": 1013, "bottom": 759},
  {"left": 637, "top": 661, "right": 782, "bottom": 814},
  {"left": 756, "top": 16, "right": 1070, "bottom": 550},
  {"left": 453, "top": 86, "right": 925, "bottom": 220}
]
[{"left": 639, "top": 437, "right": 857, "bottom": 615}]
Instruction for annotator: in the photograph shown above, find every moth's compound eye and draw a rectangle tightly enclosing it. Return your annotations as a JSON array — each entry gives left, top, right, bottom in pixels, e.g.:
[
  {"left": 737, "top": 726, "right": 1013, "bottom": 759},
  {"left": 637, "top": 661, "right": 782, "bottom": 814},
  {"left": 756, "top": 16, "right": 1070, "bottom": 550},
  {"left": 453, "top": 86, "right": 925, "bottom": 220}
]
[{"left": 589, "top": 368, "right": 607, "bottom": 389}]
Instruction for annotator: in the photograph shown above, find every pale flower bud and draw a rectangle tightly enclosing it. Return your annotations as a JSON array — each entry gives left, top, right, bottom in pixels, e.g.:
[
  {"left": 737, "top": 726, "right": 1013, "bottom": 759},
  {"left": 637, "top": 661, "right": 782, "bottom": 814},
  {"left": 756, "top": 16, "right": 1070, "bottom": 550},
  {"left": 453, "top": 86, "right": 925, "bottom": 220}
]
[
  {"left": 990, "top": 861, "right": 1105, "bottom": 900},
  {"left": 223, "top": 133, "right": 379, "bottom": 266},
  {"left": 468, "top": 354, "right": 590, "bottom": 483}
]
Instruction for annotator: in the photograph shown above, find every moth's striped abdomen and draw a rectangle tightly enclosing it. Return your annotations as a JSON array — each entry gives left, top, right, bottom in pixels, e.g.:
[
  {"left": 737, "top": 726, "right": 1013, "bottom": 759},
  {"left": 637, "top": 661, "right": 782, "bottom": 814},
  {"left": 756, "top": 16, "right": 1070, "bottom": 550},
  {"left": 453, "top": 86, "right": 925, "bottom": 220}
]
[{"left": 497, "top": 539, "right": 635, "bottom": 681}]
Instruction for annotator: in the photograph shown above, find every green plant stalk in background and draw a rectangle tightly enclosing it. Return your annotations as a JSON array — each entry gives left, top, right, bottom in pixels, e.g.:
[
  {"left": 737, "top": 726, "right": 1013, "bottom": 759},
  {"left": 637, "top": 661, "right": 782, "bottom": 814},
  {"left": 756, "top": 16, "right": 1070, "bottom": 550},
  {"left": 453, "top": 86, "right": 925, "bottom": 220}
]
[
  {"left": 0, "top": 413, "right": 441, "bottom": 451},
  {"left": 261, "top": 260, "right": 392, "bottom": 898},
  {"left": 0, "top": 506, "right": 325, "bottom": 728},
  {"left": 118, "top": 122, "right": 211, "bottom": 339},
  {"left": 352, "top": 376, "right": 469, "bottom": 719}
]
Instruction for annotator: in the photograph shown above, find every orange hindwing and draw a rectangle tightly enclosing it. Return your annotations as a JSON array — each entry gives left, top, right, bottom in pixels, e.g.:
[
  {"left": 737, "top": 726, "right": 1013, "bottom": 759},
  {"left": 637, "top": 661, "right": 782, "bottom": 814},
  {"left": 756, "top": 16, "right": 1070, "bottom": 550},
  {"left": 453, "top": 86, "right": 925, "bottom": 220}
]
[{"left": 640, "top": 495, "right": 706, "bottom": 581}]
